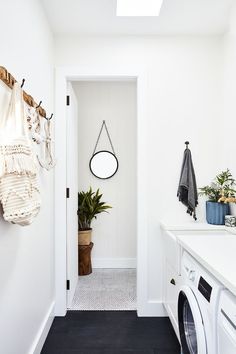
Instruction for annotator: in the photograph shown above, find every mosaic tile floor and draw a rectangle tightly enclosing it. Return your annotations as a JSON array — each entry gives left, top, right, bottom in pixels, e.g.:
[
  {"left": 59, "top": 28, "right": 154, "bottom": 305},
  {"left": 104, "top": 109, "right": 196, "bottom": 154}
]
[{"left": 69, "top": 269, "right": 136, "bottom": 311}]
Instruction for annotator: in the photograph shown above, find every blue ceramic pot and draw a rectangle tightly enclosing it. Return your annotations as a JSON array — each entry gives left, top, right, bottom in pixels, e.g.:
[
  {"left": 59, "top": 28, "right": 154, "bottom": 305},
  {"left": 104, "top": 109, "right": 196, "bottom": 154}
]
[{"left": 206, "top": 201, "right": 230, "bottom": 225}]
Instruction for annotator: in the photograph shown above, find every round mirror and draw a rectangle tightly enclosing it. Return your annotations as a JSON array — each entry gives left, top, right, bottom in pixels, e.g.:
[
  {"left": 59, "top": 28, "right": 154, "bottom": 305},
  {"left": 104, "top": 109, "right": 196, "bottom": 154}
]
[{"left": 89, "top": 150, "right": 118, "bottom": 179}]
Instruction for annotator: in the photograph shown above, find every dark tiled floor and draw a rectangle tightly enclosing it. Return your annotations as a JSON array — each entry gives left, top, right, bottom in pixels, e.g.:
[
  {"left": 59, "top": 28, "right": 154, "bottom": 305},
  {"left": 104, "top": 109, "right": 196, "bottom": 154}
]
[{"left": 42, "top": 311, "right": 180, "bottom": 354}]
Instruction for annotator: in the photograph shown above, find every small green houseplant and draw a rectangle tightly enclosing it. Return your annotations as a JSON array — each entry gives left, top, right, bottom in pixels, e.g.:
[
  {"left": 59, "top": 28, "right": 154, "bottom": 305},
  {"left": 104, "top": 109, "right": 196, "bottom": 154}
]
[
  {"left": 78, "top": 187, "right": 111, "bottom": 245},
  {"left": 199, "top": 169, "right": 236, "bottom": 225}
]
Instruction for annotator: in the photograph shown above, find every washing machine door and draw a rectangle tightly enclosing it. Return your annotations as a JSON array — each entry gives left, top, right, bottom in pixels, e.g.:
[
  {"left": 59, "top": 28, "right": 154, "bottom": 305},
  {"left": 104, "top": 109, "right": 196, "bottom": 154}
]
[{"left": 178, "top": 286, "right": 207, "bottom": 354}]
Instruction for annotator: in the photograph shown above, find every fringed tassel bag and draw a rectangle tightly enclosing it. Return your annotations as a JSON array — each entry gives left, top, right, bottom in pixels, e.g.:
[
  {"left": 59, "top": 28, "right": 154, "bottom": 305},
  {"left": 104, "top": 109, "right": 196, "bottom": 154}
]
[{"left": 0, "top": 82, "right": 41, "bottom": 225}]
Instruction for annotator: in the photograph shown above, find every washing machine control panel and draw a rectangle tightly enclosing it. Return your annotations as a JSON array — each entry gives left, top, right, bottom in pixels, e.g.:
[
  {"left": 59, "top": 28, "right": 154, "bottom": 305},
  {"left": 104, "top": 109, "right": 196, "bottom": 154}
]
[{"left": 198, "top": 276, "right": 212, "bottom": 302}]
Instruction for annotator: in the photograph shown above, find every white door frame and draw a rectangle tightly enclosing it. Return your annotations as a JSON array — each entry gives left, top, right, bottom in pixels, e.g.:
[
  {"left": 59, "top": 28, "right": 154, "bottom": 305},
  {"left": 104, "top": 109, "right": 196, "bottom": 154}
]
[{"left": 54, "top": 66, "right": 148, "bottom": 316}]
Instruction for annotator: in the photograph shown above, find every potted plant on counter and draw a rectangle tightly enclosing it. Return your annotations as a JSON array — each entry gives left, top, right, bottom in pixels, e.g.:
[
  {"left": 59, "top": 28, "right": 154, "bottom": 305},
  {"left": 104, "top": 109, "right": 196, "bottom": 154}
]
[
  {"left": 78, "top": 187, "right": 112, "bottom": 245},
  {"left": 199, "top": 169, "right": 236, "bottom": 225}
]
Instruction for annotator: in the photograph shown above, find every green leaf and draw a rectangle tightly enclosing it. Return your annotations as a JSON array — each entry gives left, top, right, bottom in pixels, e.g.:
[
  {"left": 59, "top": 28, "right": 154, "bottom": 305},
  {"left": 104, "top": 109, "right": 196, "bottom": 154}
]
[
  {"left": 199, "top": 169, "right": 236, "bottom": 202},
  {"left": 78, "top": 187, "right": 112, "bottom": 230}
]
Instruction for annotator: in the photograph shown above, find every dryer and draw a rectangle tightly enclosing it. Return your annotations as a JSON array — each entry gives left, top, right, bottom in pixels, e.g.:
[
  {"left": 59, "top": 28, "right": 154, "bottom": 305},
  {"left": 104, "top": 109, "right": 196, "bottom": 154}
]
[
  {"left": 178, "top": 251, "right": 223, "bottom": 354},
  {"left": 218, "top": 290, "right": 236, "bottom": 354}
]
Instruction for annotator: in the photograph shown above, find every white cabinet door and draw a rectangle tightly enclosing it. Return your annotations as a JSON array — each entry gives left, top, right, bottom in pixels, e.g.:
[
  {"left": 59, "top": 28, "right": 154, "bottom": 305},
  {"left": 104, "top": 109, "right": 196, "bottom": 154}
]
[
  {"left": 164, "top": 262, "right": 179, "bottom": 327},
  {"left": 162, "top": 228, "right": 181, "bottom": 340}
]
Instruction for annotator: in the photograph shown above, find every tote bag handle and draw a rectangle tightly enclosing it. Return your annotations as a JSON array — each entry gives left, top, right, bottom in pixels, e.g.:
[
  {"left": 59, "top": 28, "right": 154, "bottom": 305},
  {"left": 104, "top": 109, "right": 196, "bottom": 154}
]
[{"left": 0, "top": 82, "right": 29, "bottom": 139}]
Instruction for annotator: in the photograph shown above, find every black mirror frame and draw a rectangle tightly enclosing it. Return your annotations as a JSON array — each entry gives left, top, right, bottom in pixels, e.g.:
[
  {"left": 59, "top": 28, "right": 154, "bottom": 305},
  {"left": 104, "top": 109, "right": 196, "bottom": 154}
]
[{"left": 89, "top": 150, "right": 119, "bottom": 180}]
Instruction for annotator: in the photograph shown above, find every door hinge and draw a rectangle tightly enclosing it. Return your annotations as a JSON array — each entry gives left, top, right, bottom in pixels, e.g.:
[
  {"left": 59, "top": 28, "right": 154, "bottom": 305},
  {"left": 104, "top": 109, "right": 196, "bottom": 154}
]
[
  {"left": 67, "top": 280, "right": 70, "bottom": 290},
  {"left": 66, "top": 95, "right": 70, "bottom": 106},
  {"left": 66, "top": 187, "right": 70, "bottom": 198}
]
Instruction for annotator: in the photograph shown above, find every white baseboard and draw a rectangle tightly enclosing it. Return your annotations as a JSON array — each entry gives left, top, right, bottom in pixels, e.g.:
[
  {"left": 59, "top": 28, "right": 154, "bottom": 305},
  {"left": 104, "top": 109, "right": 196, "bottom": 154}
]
[
  {"left": 29, "top": 301, "right": 55, "bottom": 354},
  {"left": 92, "top": 257, "right": 136, "bottom": 268},
  {"left": 137, "top": 300, "right": 167, "bottom": 317}
]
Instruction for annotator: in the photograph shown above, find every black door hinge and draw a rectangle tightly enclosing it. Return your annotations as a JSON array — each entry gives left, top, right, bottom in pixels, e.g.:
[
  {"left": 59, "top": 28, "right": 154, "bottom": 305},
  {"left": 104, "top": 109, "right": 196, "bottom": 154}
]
[
  {"left": 66, "top": 188, "right": 70, "bottom": 198},
  {"left": 67, "top": 280, "right": 70, "bottom": 290},
  {"left": 66, "top": 95, "right": 70, "bottom": 106}
]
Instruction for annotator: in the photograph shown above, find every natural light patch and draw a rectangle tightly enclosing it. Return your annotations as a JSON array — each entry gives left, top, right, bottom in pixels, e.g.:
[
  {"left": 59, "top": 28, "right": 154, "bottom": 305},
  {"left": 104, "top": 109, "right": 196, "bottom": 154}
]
[{"left": 116, "top": 0, "right": 163, "bottom": 17}]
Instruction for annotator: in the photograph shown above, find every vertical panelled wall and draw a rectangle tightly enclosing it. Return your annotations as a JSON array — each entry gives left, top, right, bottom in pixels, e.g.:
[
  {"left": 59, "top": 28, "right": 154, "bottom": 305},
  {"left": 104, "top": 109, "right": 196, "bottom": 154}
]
[{"left": 74, "top": 81, "right": 137, "bottom": 268}]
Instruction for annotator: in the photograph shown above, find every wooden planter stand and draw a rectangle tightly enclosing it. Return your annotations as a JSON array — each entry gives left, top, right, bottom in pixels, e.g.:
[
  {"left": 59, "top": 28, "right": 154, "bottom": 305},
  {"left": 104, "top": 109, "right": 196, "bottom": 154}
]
[{"left": 78, "top": 242, "right": 94, "bottom": 276}]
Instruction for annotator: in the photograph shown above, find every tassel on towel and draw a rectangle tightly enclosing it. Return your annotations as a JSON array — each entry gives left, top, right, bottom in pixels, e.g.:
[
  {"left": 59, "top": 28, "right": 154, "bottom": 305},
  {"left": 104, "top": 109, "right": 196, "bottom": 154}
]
[{"left": 177, "top": 147, "right": 198, "bottom": 220}]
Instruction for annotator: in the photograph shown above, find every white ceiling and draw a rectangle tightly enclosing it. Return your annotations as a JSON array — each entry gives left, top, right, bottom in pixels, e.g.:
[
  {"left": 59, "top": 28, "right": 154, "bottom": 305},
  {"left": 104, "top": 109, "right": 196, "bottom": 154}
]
[{"left": 41, "top": 0, "right": 234, "bottom": 36}]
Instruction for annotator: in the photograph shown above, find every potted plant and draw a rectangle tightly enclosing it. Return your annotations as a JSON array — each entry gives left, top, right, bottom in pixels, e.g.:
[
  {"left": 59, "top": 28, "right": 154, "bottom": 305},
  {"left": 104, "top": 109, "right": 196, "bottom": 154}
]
[
  {"left": 78, "top": 187, "right": 112, "bottom": 245},
  {"left": 199, "top": 169, "right": 236, "bottom": 225}
]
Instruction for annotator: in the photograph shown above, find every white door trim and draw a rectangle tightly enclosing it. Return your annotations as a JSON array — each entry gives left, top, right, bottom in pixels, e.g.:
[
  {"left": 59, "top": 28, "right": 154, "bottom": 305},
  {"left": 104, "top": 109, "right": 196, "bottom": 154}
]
[
  {"left": 66, "top": 82, "right": 79, "bottom": 308},
  {"left": 54, "top": 66, "right": 148, "bottom": 316}
]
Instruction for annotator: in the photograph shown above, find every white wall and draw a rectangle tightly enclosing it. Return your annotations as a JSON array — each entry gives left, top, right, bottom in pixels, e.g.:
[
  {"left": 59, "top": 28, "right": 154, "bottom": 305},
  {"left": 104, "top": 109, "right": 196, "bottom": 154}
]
[
  {"left": 222, "top": 3, "right": 236, "bottom": 182},
  {"left": 73, "top": 81, "right": 137, "bottom": 268},
  {"left": 55, "top": 35, "right": 223, "bottom": 310},
  {"left": 0, "top": 1, "right": 54, "bottom": 353}
]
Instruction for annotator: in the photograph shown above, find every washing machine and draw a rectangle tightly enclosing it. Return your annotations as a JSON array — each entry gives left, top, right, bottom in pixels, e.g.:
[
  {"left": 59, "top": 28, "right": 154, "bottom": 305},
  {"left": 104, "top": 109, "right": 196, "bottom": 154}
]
[
  {"left": 217, "top": 289, "right": 236, "bottom": 354},
  {"left": 178, "top": 251, "right": 224, "bottom": 354}
]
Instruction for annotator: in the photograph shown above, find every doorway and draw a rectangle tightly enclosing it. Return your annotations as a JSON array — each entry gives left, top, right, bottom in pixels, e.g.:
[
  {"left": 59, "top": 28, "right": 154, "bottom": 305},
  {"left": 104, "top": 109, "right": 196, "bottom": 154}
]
[
  {"left": 54, "top": 67, "right": 148, "bottom": 317},
  {"left": 68, "top": 80, "right": 137, "bottom": 310}
]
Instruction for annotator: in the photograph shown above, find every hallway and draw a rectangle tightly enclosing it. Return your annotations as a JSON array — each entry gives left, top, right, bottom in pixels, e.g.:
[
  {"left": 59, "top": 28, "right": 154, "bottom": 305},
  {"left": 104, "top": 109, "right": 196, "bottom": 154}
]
[{"left": 42, "top": 311, "right": 180, "bottom": 354}]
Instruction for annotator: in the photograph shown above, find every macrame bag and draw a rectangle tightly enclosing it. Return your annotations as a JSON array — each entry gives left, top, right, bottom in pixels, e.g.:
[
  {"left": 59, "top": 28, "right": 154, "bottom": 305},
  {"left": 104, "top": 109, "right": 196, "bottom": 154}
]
[{"left": 0, "top": 82, "right": 41, "bottom": 226}]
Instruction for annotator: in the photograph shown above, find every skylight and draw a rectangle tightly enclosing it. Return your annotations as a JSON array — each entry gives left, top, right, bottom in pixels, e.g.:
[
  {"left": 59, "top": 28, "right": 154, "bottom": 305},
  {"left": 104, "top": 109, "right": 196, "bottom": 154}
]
[{"left": 116, "top": 0, "right": 163, "bottom": 17}]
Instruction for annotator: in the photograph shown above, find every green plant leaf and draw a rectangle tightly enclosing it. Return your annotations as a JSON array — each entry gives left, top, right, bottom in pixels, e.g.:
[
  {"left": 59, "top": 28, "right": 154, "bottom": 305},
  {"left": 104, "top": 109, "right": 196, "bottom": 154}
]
[
  {"left": 78, "top": 187, "right": 112, "bottom": 230},
  {"left": 199, "top": 169, "right": 236, "bottom": 202}
]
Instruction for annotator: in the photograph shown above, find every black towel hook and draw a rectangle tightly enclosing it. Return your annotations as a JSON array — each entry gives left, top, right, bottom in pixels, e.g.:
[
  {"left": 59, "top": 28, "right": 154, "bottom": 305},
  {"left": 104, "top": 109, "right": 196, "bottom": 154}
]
[
  {"left": 21, "top": 78, "right": 25, "bottom": 88},
  {"left": 45, "top": 113, "right": 53, "bottom": 121},
  {"left": 185, "top": 141, "right": 189, "bottom": 149},
  {"left": 36, "top": 101, "right": 42, "bottom": 109}
]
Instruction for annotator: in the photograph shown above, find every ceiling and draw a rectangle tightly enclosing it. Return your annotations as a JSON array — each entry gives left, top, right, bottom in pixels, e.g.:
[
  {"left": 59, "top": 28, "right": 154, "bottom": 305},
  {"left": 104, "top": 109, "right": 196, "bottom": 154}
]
[{"left": 41, "top": 0, "right": 234, "bottom": 36}]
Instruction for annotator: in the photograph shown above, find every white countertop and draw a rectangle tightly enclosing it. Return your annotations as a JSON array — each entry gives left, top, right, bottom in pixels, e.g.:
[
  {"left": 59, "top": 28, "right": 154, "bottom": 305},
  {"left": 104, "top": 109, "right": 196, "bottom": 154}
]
[
  {"left": 161, "top": 222, "right": 236, "bottom": 297},
  {"left": 177, "top": 233, "right": 236, "bottom": 296},
  {"left": 160, "top": 221, "right": 236, "bottom": 234}
]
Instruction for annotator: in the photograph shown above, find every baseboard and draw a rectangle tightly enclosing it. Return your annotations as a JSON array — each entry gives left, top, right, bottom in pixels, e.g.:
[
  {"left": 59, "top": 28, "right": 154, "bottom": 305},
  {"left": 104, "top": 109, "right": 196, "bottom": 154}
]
[
  {"left": 137, "top": 300, "right": 167, "bottom": 317},
  {"left": 29, "top": 301, "right": 55, "bottom": 354},
  {"left": 92, "top": 258, "right": 136, "bottom": 268}
]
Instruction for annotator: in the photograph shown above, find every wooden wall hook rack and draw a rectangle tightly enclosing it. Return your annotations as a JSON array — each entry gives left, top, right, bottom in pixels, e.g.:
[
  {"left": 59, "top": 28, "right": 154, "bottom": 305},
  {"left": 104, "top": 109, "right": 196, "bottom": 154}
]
[{"left": 0, "top": 66, "right": 46, "bottom": 118}]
